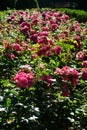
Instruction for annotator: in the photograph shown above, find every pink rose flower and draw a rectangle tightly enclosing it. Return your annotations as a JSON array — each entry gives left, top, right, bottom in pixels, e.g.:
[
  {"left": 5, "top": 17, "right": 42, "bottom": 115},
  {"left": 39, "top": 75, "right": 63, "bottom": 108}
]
[{"left": 14, "top": 71, "right": 34, "bottom": 88}]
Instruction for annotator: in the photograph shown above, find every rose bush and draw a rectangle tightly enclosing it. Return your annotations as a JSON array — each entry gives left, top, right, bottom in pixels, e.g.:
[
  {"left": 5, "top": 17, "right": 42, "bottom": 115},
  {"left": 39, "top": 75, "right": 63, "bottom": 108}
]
[{"left": 0, "top": 9, "right": 87, "bottom": 130}]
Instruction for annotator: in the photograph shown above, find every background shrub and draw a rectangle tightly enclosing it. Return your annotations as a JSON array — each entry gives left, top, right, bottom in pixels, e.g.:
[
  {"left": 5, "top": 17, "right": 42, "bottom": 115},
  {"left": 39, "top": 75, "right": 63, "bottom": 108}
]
[{"left": 57, "top": 8, "right": 87, "bottom": 22}]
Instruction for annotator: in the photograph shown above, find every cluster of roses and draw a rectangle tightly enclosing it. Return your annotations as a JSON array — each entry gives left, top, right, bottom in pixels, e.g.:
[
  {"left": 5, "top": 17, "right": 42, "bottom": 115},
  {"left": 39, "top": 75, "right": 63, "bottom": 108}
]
[
  {"left": 54, "top": 63, "right": 87, "bottom": 96},
  {"left": 54, "top": 66, "right": 79, "bottom": 96},
  {"left": 13, "top": 63, "right": 87, "bottom": 97}
]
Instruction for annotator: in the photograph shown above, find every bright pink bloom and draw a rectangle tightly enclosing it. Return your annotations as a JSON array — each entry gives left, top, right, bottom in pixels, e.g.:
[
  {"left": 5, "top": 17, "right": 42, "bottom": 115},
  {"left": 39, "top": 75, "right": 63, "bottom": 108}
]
[{"left": 14, "top": 71, "right": 34, "bottom": 88}]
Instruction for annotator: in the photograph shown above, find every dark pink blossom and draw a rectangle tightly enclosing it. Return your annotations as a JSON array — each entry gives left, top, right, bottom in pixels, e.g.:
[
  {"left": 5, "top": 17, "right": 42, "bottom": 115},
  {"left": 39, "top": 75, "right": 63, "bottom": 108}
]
[
  {"left": 20, "top": 22, "right": 30, "bottom": 33},
  {"left": 76, "top": 51, "right": 85, "bottom": 61},
  {"left": 82, "top": 61, "right": 87, "bottom": 67},
  {"left": 81, "top": 68, "right": 87, "bottom": 80},
  {"left": 6, "top": 53, "right": 15, "bottom": 60},
  {"left": 53, "top": 46, "right": 62, "bottom": 55},
  {"left": 12, "top": 43, "right": 22, "bottom": 51},
  {"left": 30, "top": 34, "right": 38, "bottom": 43},
  {"left": 51, "top": 24, "right": 58, "bottom": 31},
  {"left": 38, "top": 31, "right": 49, "bottom": 36},
  {"left": 38, "top": 36, "right": 48, "bottom": 44}
]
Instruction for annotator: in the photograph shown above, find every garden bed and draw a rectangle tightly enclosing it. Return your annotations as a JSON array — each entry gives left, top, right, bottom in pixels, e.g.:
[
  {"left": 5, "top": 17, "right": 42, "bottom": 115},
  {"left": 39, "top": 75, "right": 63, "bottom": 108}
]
[{"left": 0, "top": 8, "right": 87, "bottom": 130}]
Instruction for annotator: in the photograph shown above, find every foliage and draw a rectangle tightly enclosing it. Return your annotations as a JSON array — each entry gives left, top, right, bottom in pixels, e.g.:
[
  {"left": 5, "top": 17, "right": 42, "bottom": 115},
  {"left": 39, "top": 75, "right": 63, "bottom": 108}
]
[{"left": 0, "top": 8, "right": 87, "bottom": 130}]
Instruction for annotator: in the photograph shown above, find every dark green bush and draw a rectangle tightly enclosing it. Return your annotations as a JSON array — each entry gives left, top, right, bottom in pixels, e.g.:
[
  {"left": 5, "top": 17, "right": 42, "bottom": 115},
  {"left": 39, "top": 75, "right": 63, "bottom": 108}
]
[{"left": 57, "top": 8, "right": 87, "bottom": 22}]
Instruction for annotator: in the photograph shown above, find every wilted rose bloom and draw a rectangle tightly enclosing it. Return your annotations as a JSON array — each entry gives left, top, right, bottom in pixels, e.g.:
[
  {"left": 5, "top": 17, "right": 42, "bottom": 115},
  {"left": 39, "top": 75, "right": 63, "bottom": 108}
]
[
  {"left": 53, "top": 46, "right": 62, "bottom": 55},
  {"left": 82, "top": 61, "right": 87, "bottom": 67},
  {"left": 81, "top": 68, "right": 87, "bottom": 80},
  {"left": 76, "top": 51, "right": 85, "bottom": 61},
  {"left": 14, "top": 71, "right": 34, "bottom": 88}
]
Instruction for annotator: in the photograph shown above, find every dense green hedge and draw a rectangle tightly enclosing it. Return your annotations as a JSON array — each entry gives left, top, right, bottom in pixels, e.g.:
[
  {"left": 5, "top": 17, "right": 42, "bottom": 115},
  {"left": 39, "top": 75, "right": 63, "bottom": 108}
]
[{"left": 57, "top": 8, "right": 87, "bottom": 22}]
